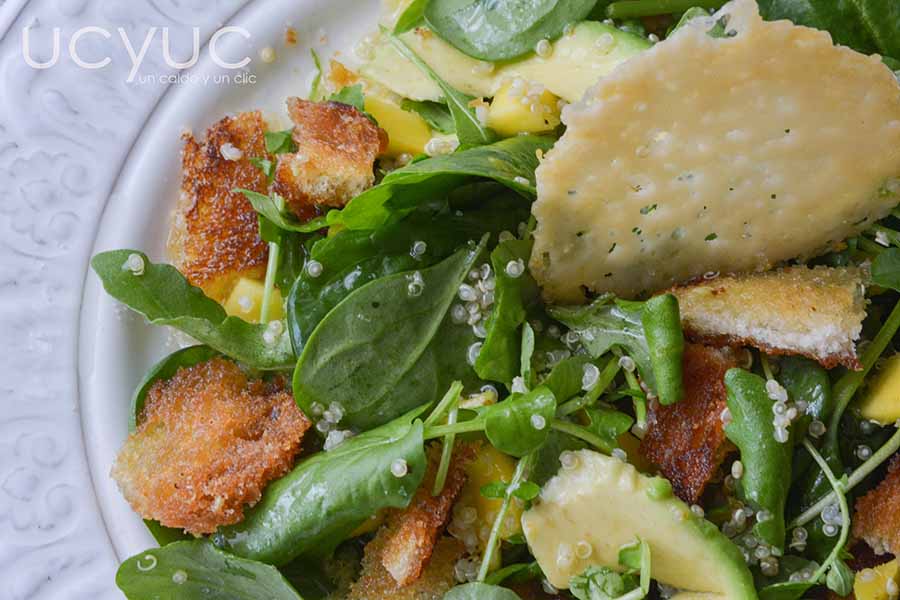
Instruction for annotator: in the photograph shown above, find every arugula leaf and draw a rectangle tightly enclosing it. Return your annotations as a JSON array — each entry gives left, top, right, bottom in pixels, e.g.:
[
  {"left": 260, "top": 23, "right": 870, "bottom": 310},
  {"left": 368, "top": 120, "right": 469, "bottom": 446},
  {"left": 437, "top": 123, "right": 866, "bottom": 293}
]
[
  {"left": 293, "top": 238, "right": 488, "bottom": 431},
  {"left": 476, "top": 239, "right": 539, "bottom": 386},
  {"left": 394, "top": 0, "right": 428, "bottom": 33},
  {"left": 387, "top": 29, "right": 496, "bottom": 147},
  {"left": 265, "top": 129, "right": 297, "bottom": 155},
  {"left": 485, "top": 562, "right": 542, "bottom": 586},
  {"left": 484, "top": 387, "right": 556, "bottom": 457},
  {"left": 724, "top": 368, "right": 793, "bottom": 551},
  {"left": 250, "top": 157, "right": 276, "bottom": 181},
  {"left": 91, "top": 251, "right": 294, "bottom": 370},
  {"left": 758, "top": 0, "right": 900, "bottom": 60},
  {"left": 329, "top": 84, "right": 366, "bottom": 112},
  {"left": 402, "top": 99, "right": 456, "bottom": 134},
  {"left": 219, "top": 409, "right": 428, "bottom": 564},
  {"left": 444, "top": 583, "right": 523, "bottom": 599},
  {"left": 540, "top": 355, "right": 594, "bottom": 404},
  {"left": 550, "top": 297, "right": 657, "bottom": 395},
  {"left": 425, "top": 0, "right": 598, "bottom": 62},
  {"left": 287, "top": 200, "right": 527, "bottom": 352},
  {"left": 116, "top": 540, "right": 303, "bottom": 599},
  {"left": 309, "top": 49, "right": 325, "bottom": 101},
  {"left": 334, "top": 134, "right": 553, "bottom": 231},
  {"left": 237, "top": 189, "right": 328, "bottom": 234}
]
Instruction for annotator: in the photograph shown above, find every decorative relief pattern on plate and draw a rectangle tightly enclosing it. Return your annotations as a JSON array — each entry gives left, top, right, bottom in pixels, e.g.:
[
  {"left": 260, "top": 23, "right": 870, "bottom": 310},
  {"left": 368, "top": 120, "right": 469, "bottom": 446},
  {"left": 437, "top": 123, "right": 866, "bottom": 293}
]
[{"left": 0, "top": 1, "right": 248, "bottom": 597}]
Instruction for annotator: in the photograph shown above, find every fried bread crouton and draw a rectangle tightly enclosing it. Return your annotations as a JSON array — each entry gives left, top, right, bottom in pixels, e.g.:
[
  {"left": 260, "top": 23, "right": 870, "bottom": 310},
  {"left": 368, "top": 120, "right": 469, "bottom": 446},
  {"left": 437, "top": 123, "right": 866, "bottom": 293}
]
[
  {"left": 169, "top": 112, "right": 271, "bottom": 301},
  {"left": 381, "top": 442, "right": 477, "bottom": 586},
  {"left": 273, "top": 97, "right": 387, "bottom": 217},
  {"left": 640, "top": 343, "right": 742, "bottom": 503},
  {"left": 671, "top": 266, "right": 866, "bottom": 370},
  {"left": 111, "top": 358, "right": 310, "bottom": 535},
  {"left": 853, "top": 455, "right": 900, "bottom": 556},
  {"left": 348, "top": 534, "right": 465, "bottom": 600}
]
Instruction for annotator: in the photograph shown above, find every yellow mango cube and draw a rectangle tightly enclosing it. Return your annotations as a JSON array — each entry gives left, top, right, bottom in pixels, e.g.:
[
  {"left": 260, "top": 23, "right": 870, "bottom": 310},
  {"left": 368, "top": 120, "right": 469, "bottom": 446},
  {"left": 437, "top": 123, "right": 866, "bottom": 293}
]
[
  {"left": 488, "top": 81, "right": 561, "bottom": 138},
  {"left": 364, "top": 95, "right": 432, "bottom": 157},
  {"left": 617, "top": 433, "right": 654, "bottom": 473},
  {"left": 859, "top": 354, "right": 900, "bottom": 425},
  {"left": 855, "top": 559, "right": 900, "bottom": 600},
  {"left": 223, "top": 278, "right": 285, "bottom": 323},
  {"left": 454, "top": 445, "right": 522, "bottom": 561}
]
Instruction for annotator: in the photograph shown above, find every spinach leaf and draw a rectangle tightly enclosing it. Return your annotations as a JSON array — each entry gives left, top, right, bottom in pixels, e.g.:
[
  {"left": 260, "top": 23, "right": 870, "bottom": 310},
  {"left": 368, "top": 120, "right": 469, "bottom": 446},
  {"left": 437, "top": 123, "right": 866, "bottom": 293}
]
[
  {"left": 387, "top": 29, "right": 496, "bottom": 147},
  {"left": 238, "top": 189, "right": 328, "bottom": 234},
  {"left": 334, "top": 134, "right": 553, "bottom": 231},
  {"left": 779, "top": 357, "right": 832, "bottom": 424},
  {"left": 130, "top": 345, "right": 219, "bottom": 432},
  {"left": 142, "top": 519, "right": 190, "bottom": 547},
  {"left": 476, "top": 239, "right": 539, "bottom": 386},
  {"left": 116, "top": 540, "right": 303, "bottom": 599},
  {"left": 293, "top": 239, "right": 487, "bottom": 431},
  {"left": 724, "top": 368, "right": 792, "bottom": 551},
  {"left": 277, "top": 232, "right": 312, "bottom": 293},
  {"left": 91, "top": 251, "right": 294, "bottom": 370},
  {"left": 484, "top": 386, "right": 556, "bottom": 457},
  {"left": 287, "top": 201, "right": 526, "bottom": 352},
  {"left": 444, "top": 582, "right": 522, "bottom": 600},
  {"left": 424, "top": 0, "right": 598, "bottom": 62},
  {"left": 402, "top": 99, "right": 456, "bottom": 134},
  {"left": 758, "top": 0, "right": 900, "bottom": 60},
  {"left": 550, "top": 297, "right": 657, "bottom": 395},
  {"left": 395, "top": 0, "right": 428, "bottom": 33},
  {"left": 219, "top": 409, "right": 428, "bottom": 565},
  {"left": 872, "top": 247, "right": 900, "bottom": 290}
]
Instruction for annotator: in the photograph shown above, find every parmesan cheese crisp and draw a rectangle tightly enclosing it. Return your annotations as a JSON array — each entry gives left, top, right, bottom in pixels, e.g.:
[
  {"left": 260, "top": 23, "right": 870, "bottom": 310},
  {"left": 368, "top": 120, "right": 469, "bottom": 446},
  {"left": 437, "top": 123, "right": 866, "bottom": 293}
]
[{"left": 530, "top": 0, "right": 900, "bottom": 302}]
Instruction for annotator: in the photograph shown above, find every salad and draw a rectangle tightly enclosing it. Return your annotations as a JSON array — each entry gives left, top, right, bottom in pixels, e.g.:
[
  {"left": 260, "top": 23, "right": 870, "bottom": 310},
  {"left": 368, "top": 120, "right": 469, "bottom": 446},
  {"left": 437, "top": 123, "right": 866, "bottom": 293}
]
[{"left": 93, "top": 0, "right": 900, "bottom": 599}]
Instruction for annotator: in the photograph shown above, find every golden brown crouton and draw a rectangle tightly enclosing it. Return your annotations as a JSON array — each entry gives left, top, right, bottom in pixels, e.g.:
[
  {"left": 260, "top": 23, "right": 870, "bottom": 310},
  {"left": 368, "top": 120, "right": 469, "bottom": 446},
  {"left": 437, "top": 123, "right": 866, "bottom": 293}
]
[
  {"left": 640, "top": 343, "right": 742, "bottom": 503},
  {"left": 853, "top": 455, "right": 900, "bottom": 556},
  {"left": 381, "top": 442, "right": 477, "bottom": 586},
  {"left": 169, "top": 112, "right": 270, "bottom": 301},
  {"left": 671, "top": 266, "right": 866, "bottom": 370},
  {"left": 348, "top": 535, "right": 465, "bottom": 600},
  {"left": 273, "top": 97, "right": 387, "bottom": 217},
  {"left": 111, "top": 358, "right": 310, "bottom": 535}
]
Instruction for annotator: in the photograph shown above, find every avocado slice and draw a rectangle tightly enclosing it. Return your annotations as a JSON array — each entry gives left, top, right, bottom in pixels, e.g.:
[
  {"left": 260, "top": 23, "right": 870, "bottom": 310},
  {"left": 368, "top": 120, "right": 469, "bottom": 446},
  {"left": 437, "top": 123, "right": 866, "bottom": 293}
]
[
  {"left": 359, "top": 22, "right": 650, "bottom": 104},
  {"left": 521, "top": 450, "right": 757, "bottom": 599}
]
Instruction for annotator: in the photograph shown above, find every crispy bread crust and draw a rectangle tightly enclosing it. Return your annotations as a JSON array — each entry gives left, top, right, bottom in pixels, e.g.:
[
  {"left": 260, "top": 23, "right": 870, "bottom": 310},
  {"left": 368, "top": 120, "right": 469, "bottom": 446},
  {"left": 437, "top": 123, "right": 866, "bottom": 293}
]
[
  {"left": 640, "top": 343, "right": 741, "bottom": 503},
  {"left": 853, "top": 455, "right": 900, "bottom": 556},
  {"left": 111, "top": 358, "right": 309, "bottom": 535}
]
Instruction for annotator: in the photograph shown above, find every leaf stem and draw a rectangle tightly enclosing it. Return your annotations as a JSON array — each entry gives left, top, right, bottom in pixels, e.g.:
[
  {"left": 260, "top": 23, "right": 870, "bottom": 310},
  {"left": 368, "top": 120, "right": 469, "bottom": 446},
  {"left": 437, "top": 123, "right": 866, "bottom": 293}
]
[
  {"left": 801, "top": 439, "right": 850, "bottom": 585},
  {"left": 551, "top": 419, "right": 615, "bottom": 454},
  {"left": 790, "top": 425, "right": 900, "bottom": 527},
  {"left": 433, "top": 408, "right": 458, "bottom": 496},
  {"left": 557, "top": 359, "right": 621, "bottom": 417},
  {"left": 260, "top": 241, "right": 281, "bottom": 324},
  {"left": 424, "top": 419, "right": 485, "bottom": 439},
  {"left": 425, "top": 381, "right": 464, "bottom": 427},
  {"left": 607, "top": 0, "right": 726, "bottom": 19},
  {"left": 477, "top": 453, "right": 534, "bottom": 582}
]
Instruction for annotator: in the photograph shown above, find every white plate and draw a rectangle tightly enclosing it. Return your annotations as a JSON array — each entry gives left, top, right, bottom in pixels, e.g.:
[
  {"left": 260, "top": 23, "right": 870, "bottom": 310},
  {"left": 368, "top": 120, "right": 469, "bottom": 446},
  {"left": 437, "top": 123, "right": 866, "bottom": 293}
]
[{"left": 79, "top": 0, "right": 380, "bottom": 562}]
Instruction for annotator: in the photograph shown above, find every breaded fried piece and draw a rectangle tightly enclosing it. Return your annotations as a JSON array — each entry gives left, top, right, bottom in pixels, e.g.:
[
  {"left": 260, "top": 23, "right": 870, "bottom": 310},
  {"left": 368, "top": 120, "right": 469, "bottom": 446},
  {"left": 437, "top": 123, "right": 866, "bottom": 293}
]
[
  {"left": 348, "top": 535, "right": 465, "bottom": 600},
  {"left": 640, "top": 343, "right": 741, "bottom": 503},
  {"left": 853, "top": 455, "right": 900, "bottom": 556},
  {"left": 381, "top": 442, "right": 477, "bottom": 586},
  {"left": 111, "top": 358, "right": 309, "bottom": 535},
  {"left": 273, "top": 97, "right": 387, "bottom": 217},
  {"left": 671, "top": 266, "right": 866, "bottom": 370},
  {"left": 169, "top": 112, "right": 270, "bottom": 301}
]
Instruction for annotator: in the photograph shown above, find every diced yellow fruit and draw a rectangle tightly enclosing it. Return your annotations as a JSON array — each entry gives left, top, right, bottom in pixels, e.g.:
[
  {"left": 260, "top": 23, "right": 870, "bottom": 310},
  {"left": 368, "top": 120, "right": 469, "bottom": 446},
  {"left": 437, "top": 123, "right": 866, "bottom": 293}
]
[
  {"left": 364, "top": 95, "right": 432, "bottom": 157},
  {"left": 859, "top": 355, "right": 900, "bottom": 425},
  {"left": 455, "top": 445, "right": 522, "bottom": 566},
  {"left": 487, "top": 82, "right": 561, "bottom": 138},
  {"left": 223, "top": 278, "right": 284, "bottom": 323},
  {"left": 617, "top": 433, "right": 654, "bottom": 473},
  {"left": 855, "top": 559, "right": 899, "bottom": 600}
]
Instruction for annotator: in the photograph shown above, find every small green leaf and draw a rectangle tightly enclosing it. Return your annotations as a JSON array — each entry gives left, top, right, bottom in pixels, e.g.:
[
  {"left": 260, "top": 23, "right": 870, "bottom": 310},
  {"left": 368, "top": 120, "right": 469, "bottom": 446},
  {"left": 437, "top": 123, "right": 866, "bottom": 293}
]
[
  {"left": 266, "top": 129, "right": 297, "bottom": 154},
  {"left": 444, "top": 582, "right": 523, "bottom": 600},
  {"left": 484, "top": 386, "right": 556, "bottom": 457},
  {"left": 237, "top": 189, "right": 328, "bottom": 234},
  {"left": 401, "top": 99, "right": 455, "bottom": 134},
  {"left": 872, "top": 248, "right": 900, "bottom": 291},
  {"left": 394, "top": 0, "right": 428, "bottom": 33},
  {"left": 250, "top": 157, "right": 276, "bottom": 180},
  {"left": 826, "top": 559, "right": 854, "bottom": 596},
  {"left": 329, "top": 84, "right": 367, "bottom": 113},
  {"left": 511, "top": 480, "right": 541, "bottom": 501},
  {"left": 481, "top": 481, "right": 509, "bottom": 499}
]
